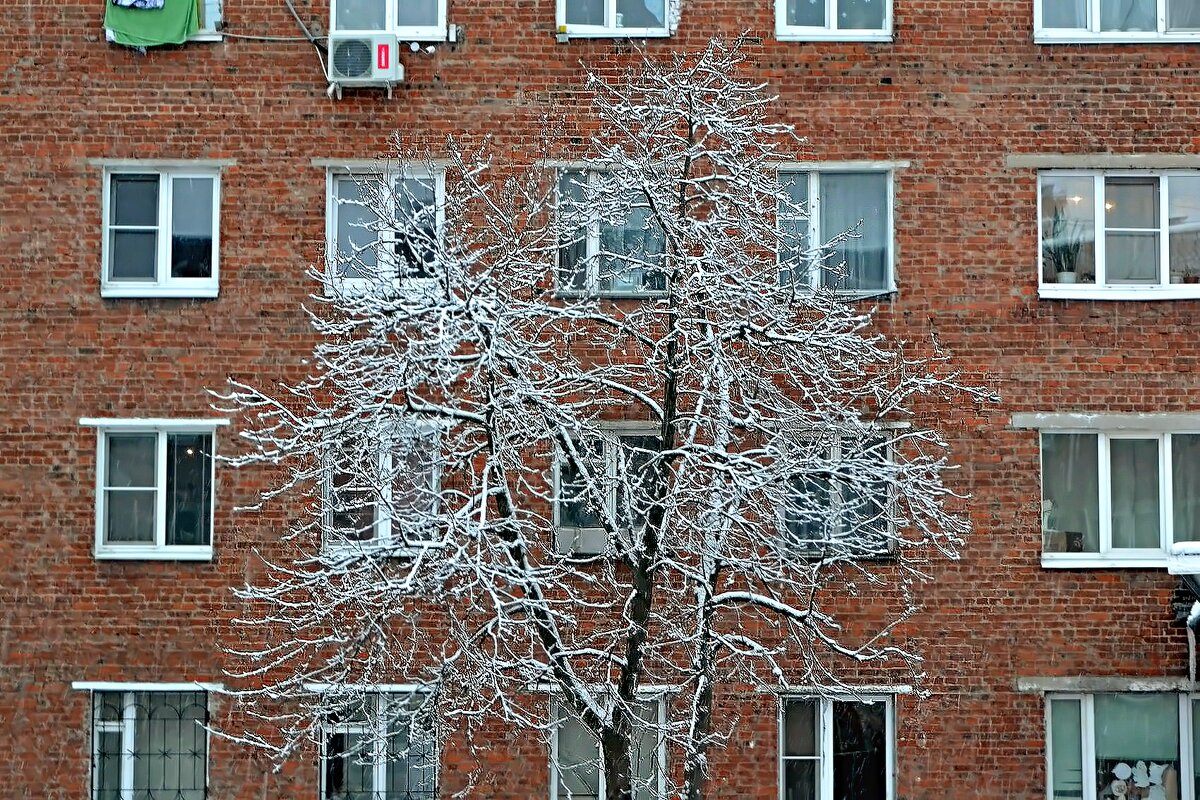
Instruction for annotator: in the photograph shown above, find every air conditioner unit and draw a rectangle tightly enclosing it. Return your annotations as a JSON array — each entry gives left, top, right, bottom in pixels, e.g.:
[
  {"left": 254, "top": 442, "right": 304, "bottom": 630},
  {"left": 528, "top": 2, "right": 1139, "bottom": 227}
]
[{"left": 327, "top": 33, "right": 403, "bottom": 94}]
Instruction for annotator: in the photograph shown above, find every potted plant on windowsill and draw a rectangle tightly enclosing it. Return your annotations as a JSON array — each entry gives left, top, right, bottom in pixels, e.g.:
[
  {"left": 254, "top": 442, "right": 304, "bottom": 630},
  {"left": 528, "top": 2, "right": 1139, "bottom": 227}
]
[{"left": 1043, "top": 207, "right": 1084, "bottom": 285}]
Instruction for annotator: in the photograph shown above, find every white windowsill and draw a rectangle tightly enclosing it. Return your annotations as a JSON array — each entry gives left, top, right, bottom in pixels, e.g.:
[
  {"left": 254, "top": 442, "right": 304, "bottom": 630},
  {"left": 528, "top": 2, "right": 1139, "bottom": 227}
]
[
  {"left": 1035, "top": 31, "right": 1200, "bottom": 44},
  {"left": 73, "top": 680, "right": 226, "bottom": 692},
  {"left": 188, "top": 31, "right": 224, "bottom": 42},
  {"left": 775, "top": 29, "right": 893, "bottom": 42},
  {"left": 95, "top": 546, "right": 213, "bottom": 561},
  {"left": 1041, "top": 554, "right": 1169, "bottom": 569},
  {"left": 332, "top": 27, "right": 449, "bottom": 42},
  {"left": 101, "top": 284, "right": 219, "bottom": 300},
  {"left": 1038, "top": 285, "right": 1200, "bottom": 301},
  {"left": 557, "top": 27, "right": 671, "bottom": 39}
]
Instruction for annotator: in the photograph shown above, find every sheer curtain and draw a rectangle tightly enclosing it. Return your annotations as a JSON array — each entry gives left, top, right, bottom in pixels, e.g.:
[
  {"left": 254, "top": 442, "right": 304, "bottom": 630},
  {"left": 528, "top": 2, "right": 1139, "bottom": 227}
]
[
  {"left": 1109, "top": 439, "right": 1161, "bottom": 549},
  {"left": 1168, "top": 0, "right": 1200, "bottom": 29},
  {"left": 1173, "top": 435, "right": 1200, "bottom": 542},
  {"left": 819, "top": 173, "right": 888, "bottom": 293},
  {"left": 1101, "top": 0, "right": 1156, "bottom": 30},
  {"left": 1043, "top": 0, "right": 1087, "bottom": 27}
]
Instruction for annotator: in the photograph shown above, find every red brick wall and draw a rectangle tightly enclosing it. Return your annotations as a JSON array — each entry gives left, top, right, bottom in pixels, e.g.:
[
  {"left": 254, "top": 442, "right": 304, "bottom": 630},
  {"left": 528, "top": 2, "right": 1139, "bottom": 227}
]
[{"left": 1, "top": 1, "right": 1195, "bottom": 797}]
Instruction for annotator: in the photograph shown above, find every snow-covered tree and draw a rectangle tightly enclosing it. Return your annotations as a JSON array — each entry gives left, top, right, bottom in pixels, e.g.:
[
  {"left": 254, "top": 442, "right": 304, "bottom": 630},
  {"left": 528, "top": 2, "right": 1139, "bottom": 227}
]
[{"left": 219, "top": 39, "right": 984, "bottom": 800}]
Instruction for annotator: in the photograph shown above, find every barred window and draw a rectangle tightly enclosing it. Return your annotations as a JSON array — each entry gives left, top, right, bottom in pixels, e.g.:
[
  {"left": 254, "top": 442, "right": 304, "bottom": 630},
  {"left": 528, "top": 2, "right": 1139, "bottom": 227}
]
[
  {"left": 91, "top": 690, "right": 208, "bottom": 800},
  {"left": 321, "top": 693, "right": 437, "bottom": 799}
]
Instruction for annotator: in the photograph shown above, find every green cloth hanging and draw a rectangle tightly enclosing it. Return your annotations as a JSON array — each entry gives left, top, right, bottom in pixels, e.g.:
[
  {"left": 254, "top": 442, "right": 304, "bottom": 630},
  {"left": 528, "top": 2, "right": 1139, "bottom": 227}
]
[{"left": 105, "top": 0, "right": 200, "bottom": 48}]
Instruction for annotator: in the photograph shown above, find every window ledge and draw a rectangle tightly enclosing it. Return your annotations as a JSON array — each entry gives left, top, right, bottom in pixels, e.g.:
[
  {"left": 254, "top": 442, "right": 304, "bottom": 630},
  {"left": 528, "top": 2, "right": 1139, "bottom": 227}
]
[
  {"left": 1038, "top": 285, "right": 1200, "bottom": 301},
  {"left": 95, "top": 546, "right": 213, "bottom": 561},
  {"left": 188, "top": 31, "right": 223, "bottom": 42},
  {"left": 556, "top": 28, "right": 671, "bottom": 39},
  {"left": 1041, "top": 554, "right": 1168, "bottom": 569},
  {"left": 775, "top": 30, "right": 893, "bottom": 42},
  {"left": 1035, "top": 32, "right": 1200, "bottom": 44},
  {"left": 101, "top": 284, "right": 219, "bottom": 300}
]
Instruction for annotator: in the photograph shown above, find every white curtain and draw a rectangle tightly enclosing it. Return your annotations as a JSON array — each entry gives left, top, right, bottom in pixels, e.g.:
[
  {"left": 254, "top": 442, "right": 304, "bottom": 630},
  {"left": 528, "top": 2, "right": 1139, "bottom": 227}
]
[
  {"left": 1168, "top": 0, "right": 1200, "bottom": 28},
  {"left": 1101, "top": 0, "right": 1156, "bottom": 30},
  {"left": 1043, "top": 0, "right": 1087, "bottom": 28}
]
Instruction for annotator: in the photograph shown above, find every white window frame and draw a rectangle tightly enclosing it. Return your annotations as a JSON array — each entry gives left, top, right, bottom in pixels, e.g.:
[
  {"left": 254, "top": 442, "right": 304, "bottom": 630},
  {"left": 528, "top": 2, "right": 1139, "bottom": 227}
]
[
  {"left": 82, "top": 418, "right": 226, "bottom": 561},
  {"left": 549, "top": 695, "right": 668, "bottom": 800},
  {"left": 322, "top": 424, "right": 443, "bottom": 555},
  {"left": 778, "top": 694, "right": 896, "bottom": 800},
  {"left": 553, "top": 423, "right": 661, "bottom": 554},
  {"left": 75, "top": 681, "right": 217, "bottom": 800},
  {"left": 317, "top": 688, "right": 438, "bottom": 800},
  {"left": 555, "top": 0, "right": 672, "bottom": 38},
  {"left": 780, "top": 435, "right": 897, "bottom": 557},
  {"left": 555, "top": 169, "right": 668, "bottom": 298},
  {"left": 1034, "top": 0, "right": 1200, "bottom": 42},
  {"left": 778, "top": 168, "right": 897, "bottom": 297},
  {"left": 325, "top": 169, "right": 446, "bottom": 294},
  {"left": 329, "top": 0, "right": 450, "bottom": 40},
  {"left": 1045, "top": 693, "right": 1198, "bottom": 800},
  {"left": 1037, "top": 429, "right": 1200, "bottom": 568},
  {"left": 774, "top": 0, "right": 894, "bottom": 41},
  {"left": 1038, "top": 170, "right": 1200, "bottom": 299},
  {"left": 101, "top": 167, "right": 221, "bottom": 299},
  {"left": 192, "top": 0, "right": 224, "bottom": 40}
]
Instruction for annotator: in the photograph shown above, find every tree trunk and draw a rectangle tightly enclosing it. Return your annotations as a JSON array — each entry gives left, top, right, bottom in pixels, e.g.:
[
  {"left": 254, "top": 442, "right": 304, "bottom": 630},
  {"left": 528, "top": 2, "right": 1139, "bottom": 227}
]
[{"left": 601, "top": 723, "right": 635, "bottom": 800}]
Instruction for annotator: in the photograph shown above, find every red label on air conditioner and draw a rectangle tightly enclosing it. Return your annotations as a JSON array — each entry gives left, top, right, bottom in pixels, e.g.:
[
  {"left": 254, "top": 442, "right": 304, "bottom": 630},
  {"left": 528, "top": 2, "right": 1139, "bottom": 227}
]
[{"left": 377, "top": 43, "right": 390, "bottom": 70}]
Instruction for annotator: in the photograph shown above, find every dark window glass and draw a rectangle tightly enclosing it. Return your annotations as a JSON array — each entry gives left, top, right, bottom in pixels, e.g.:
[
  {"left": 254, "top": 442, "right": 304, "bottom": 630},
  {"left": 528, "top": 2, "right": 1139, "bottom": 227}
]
[{"left": 166, "top": 433, "right": 212, "bottom": 546}]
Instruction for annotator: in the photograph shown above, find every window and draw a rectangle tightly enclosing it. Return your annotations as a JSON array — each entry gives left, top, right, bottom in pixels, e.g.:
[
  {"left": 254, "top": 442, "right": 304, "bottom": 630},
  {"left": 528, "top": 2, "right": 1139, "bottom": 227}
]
[
  {"left": 102, "top": 169, "right": 220, "bottom": 298},
  {"left": 330, "top": 0, "right": 449, "bottom": 40},
  {"left": 1039, "top": 430, "right": 1200, "bottom": 566},
  {"left": 555, "top": 428, "right": 662, "bottom": 554},
  {"left": 775, "top": 0, "right": 892, "bottom": 40},
  {"left": 328, "top": 172, "right": 443, "bottom": 290},
  {"left": 556, "top": 0, "right": 670, "bottom": 37},
  {"left": 324, "top": 426, "right": 441, "bottom": 552},
  {"left": 782, "top": 435, "right": 894, "bottom": 557},
  {"left": 1039, "top": 171, "right": 1200, "bottom": 297},
  {"left": 85, "top": 420, "right": 222, "bottom": 561},
  {"left": 779, "top": 170, "right": 894, "bottom": 296},
  {"left": 1036, "top": 0, "right": 1200, "bottom": 41},
  {"left": 89, "top": 689, "right": 209, "bottom": 800},
  {"left": 321, "top": 693, "right": 436, "bottom": 800},
  {"left": 780, "top": 696, "right": 894, "bottom": 800},
  {"left": 551, "top": 697, "right": 666, "bottom": 800},
  {"left": 557, "top": 170, "right": 666, "bottom": 295},
  {"left": 1046, "top": 694, "right": 1200, "bottom": 800},
  {"left": 196, "top": 0, "right": 223, "bottom": 37}
]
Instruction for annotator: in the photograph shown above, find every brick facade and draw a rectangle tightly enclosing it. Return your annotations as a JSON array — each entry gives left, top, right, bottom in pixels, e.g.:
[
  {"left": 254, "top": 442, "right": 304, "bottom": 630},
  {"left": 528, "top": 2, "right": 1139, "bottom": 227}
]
[{"left": 2, "top": 1, "right": 1196, "bottom": 798}]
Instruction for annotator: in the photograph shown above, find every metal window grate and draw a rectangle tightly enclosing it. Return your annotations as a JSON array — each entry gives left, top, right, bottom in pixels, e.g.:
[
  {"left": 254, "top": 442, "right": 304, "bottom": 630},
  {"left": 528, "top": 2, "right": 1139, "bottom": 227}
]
[{"left": 91, "top": 691, "right": 208, "bottom": 800}]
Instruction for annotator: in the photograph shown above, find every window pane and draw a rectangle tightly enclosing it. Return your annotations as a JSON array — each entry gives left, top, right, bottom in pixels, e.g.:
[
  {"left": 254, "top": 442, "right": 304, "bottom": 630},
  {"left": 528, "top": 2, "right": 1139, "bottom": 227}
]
[
  {"left": 166, "top": 433, "right": 212, "bottom": 547},
  {"left": 1169, "top": 176, "right": 1200, "bottom": 281},
  {"left": 783, "top": 759, "right": 819, "bottom": 800},
  {"left": 1041, "top": 175, "right": 1096, "bottom": 284},
  {"left": 784, "top": 700, "right": 818, "bottom": 757},
  {"left": 1174, "top": 435, "right": 1200, "bottom": 542},
  {"left": 1100, "top": 0, "right": 1156, "bottom": 30},
  {"left": 336, "top": 178, "right": 380, "bottom": 280},
  {"left": 567, "top": 0, "right": 604, "bottom": 24},
  {"left": 107, "top": 435, "right": 156, "bottom": 487},
  {"left": 1168, "top": 0, "right": 1200, "bottom": 28},
  {"left": 111, "top": 174, "right": 159, "bottom": 226},
  {"left": 819, "top": 173, "right": 888, "bottom": 292},
  {"left": 397, "top": 0, "right": 439, "bottom": 26},
  {"left": 557, "top": 711, "right": 601, "bottom": 799},
  {"left": 785, "top": 472, "right": 833, "bottom": 549},
  {"left": 386, "top": 722, "right": 436, "bottom": 797},
  {"left": 335, "top": 0, "right": 386, "bottom": 29},
  {"left": 96, "top": 729, "right": 123, "bottom": 800},
  {"left": 110, "top": 230, "right": 158, "bottom": 280},
  {"left": 1094, "top": 694, "right": 1178, "bottom": 798},
  {"left": 832, "top": 700, "right": 886, "bottom": 800},
  {"left": 131, "top": 692, "right": 207, "bottom": 800},
  {"left": 839, "top": 437, "right": 890, "bottom": 552},
  {"left": 1105, "top": 232, "right": 1160, "bottom": 282},
  {"left": 1107, "top": 177, "right": 1159, "bottom": 229},
  {"left": 616, "top": 0, "right": 665, "bottom": 28},
  {"left": 632, "top": 701, "right": 661, "bottom": 800},
  {"left": 1049, "top": 699, "right": 1084, "bottom": 800},
  {"left": 779, "top": 173, "right": 811, "bottom": 285},
  {"left": 106, "top": 490, "right": 157, "bottom": 543},
  {"left": 170, "top": 177, "right": 214, "bottom": 279},
  {"left": 389, "top": 431, "right": 440, "bottom": 541},
  {"left": 839, "top": 0, "right": 886, "bottom": 29},
  {"left": 1041, "top": 433, "right": 1100, "bottom": 553},
  {"left": 330, "top": 466, "right": 378, "bottom": 542},
  {"left": 1109, "top": 438, "right": 1161, "bottom": 549},
  {"left": 786, "top": 0, "right": 826, "bottom": 26},
  {"left": 558, "top": 171, "right": 589, "bottom": 290},
  {"left": 599, "top": 200, "right": 665, "bottom": 293},
  {"left": 395, "top": 178, "right": 437, "bottom": 280},
  {"left": 1043, "top": 0, "right": 1088, "bottom": 27},
  {"left": 559, "top": 439, "right": 604, "bottom": 530},
  {"left": 325, "top": 730, "right": 374, "bottom": 799},
  {"left": 615, "top": 435, "right": 661, "bottom": 531}
]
